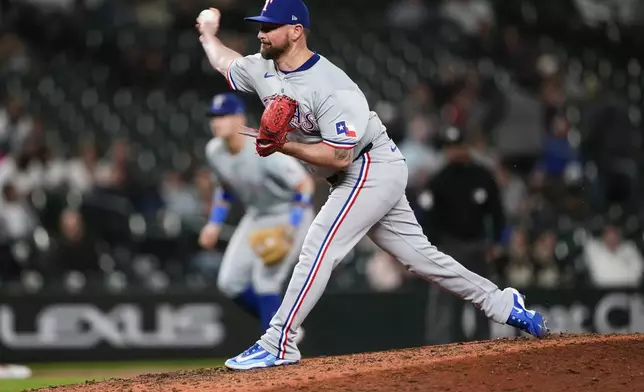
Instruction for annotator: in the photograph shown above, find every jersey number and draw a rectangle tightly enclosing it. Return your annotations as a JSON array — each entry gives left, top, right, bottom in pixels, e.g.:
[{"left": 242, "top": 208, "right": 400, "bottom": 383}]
[{"left": 263, "top": 0, "right": 275, "bottom": 11}]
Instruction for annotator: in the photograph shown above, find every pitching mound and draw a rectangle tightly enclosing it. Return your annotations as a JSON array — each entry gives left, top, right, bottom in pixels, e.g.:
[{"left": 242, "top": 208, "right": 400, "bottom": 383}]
[{"left": 37, "top": 334, "right": 644, "bottom": 392}]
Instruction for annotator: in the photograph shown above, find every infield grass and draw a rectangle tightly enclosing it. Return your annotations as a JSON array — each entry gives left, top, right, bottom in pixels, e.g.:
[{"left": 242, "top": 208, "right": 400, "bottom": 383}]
[
  {"left": 0, "top": 378, "right": 89, "bottom": 392},
  {"left": 0, "top": 358, "right": 225, "bottom": 392}
]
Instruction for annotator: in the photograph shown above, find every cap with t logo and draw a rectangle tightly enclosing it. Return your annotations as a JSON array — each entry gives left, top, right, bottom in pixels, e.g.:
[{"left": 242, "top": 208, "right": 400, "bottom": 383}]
[
  {"left": 244, "top": 0, "right": 310, "bottom": 29},
  {"left": 207, "top": 93, "right": 246, "bottom": 117}
]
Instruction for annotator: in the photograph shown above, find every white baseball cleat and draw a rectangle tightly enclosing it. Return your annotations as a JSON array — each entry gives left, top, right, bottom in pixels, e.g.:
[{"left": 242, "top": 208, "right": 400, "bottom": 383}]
[{"left": 225, "top": 343, "right": 299, "bottom": 370}]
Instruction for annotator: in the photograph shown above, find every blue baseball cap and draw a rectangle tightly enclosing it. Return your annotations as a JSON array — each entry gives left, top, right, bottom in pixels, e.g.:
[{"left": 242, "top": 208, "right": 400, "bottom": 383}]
[
  {"left": 244, "top": 0, "right": 310, "bottom": 29},
  {"left": 207, "top": 93, "right": 245, "bottom": 117}
]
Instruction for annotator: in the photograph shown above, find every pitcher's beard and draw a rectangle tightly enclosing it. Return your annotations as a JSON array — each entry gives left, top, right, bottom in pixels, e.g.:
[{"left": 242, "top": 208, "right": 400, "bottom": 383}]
[{"left": 260, "top": 42, "right": 289, "bottom": 60}]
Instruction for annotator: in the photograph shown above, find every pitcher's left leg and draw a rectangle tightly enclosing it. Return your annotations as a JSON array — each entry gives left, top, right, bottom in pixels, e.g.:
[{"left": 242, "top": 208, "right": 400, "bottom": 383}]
[
  {"left": 367, "top": 195, "right": 548, "bottom": 337},
  {"left": 225, "top": 155, "right": 401, "bottom": 370}
]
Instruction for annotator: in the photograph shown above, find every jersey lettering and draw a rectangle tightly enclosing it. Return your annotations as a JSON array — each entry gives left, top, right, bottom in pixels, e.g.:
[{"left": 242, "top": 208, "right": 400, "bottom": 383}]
[
  {"left": 262, "top": 94, "right": 318, "bottom": 133},
  {"left": 292, "top": 105, "right": 302, "bottom": 124},
  {"left": 261, "top": 94, "right": 277, "bottom": 107},
  {"left": 303, "top": 112, "right": 317, "bottom": 132}
]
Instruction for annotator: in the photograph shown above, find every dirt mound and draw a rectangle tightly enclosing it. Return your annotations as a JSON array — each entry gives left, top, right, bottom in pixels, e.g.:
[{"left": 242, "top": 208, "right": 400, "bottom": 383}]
[{"left": 36, "top": 334, "right": 644, "bottom": 392}]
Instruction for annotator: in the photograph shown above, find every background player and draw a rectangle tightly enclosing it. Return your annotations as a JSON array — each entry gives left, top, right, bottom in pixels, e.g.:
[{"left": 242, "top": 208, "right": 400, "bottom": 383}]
[
  {"left": 199, "top": 92, "right": 315, "bottom": 333},
  {"left": 196, "top": 0, "right": 547, "bottom": 371}
]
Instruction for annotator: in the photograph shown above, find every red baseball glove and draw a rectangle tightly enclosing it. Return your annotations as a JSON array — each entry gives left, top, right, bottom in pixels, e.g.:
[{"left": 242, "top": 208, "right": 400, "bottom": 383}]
[{"left": 239, "top": 95, "right": 298, "bottom": 157}]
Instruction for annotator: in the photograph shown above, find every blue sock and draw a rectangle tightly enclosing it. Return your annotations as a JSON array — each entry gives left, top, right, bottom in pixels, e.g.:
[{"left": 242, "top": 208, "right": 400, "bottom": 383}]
[
  {"left": 233, "top": 286, "right": 259, "bottom": 318},
  {"left": 257, "top": 294, "right": 282, "bottom": 331}
]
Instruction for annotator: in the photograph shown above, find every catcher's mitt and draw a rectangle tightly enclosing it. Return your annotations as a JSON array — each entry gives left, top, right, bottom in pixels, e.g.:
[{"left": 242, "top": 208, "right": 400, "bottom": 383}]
[
  {"left": 239, "top": 95, "right": 298, "bottom": 157},
  {"left": 248, "top": 226, "right": 292, "bottom": 265}
]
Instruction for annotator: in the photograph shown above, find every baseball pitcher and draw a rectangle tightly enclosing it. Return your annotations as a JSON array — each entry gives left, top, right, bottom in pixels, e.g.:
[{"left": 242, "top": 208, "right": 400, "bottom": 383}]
[
  {"left": 196, "top": 0, "right": 548, "bottom": 371},
  {"left": 199, "top": 92, "right": 315, "bottom": 333}
]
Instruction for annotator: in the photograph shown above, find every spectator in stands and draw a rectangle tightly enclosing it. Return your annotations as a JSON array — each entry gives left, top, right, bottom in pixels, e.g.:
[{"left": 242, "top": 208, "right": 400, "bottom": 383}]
[
  {"left": 496, "top": 26, "right": 539, "bottom": 89},
  {"left": 583, "top": 103, "right": 640, "bottom": 209},
  {"left": 66, "top": 139, "right": 109, "bottom": 194},
  {"left": 0, "top": 182, "right": 38, "bottom": 240},
  {"left": 401, "top": 82, "right": 436, "bottom": 119},
  {"left": 0, "top": 152, "right": 45, "bottom": 198},
  {"left": 583, "top": 224, "right": 644, "bottom": 288},
  {"left": 133, "top": 0, "right": 172, "bottom": 28},
  {"left": 399, "top": 114, "right": 444, "bottom": 190},
  {"left": 374, "top": 100, "right": 405, "bottom": 144},
  {"left": 469, "top": 131, "right": 498, "bottom": 170},
  {"left": 465, "top": 66, "right": 507, "bottom": 137},
  {"left": 504, "top": 228, "right": 533, "bottom": 288},
  {"left": 32, "top": 146, "right": 68, "bottom": 191},
  {"left": 0, "top": 221, "right": 22, "bottom": 280},
  {"left": 0, "top": 152, "right": 14, "bottom": 188},
  {"left": 44, "top": 209, "right": 99, "bottom": 275},
  {"left": 17, "top": 0, "right": 76, "bottom": 13},
  {"left": 94, "top": 138, "right": 131, "bottom": 189},
  {"left": 435, "top": 61, "right": 463, "bottom": 102},
  {"left": 0, "top": 33, "right": 29, "bottom": 72},
  {"left": 440, "top": 0, "right": 494, "bottom": 37},
  {"left": 193, "top": 166, "right": 215, "bottom": 217},
  {"left": 19, "top": 116, "right": 45, "bottom": 157},
  {"left": 161, "top": 170, "right": 201, "bottom": 226},
  {"left": 441, "top": 67, "right": 505, "bottom": 141},
  {"left": 495, "top": 163, "right": 528, "bottom": 223},
  {"left": 94, "top": 138, "right": 156, "bottom": 212},
  {"left": 540, "top": 75, "right": 567, "bottom": 132},
  {"left": 531, "top": 112, "right": 581, "bottom": 190},
  {"left": 531, "top": 230, "right": 561, "bottom": 288},
  {"left": 387, "top": 0, "right": 430, "bottom": 31},
  {"left": 442, "top": 80, "right": 478, "bottom": 132},
  {"left": 0, "top": 95, "right": 33, "bottom": 156},
  {"left": 0, "top": 117, "right": 51, "bottom": 195}
]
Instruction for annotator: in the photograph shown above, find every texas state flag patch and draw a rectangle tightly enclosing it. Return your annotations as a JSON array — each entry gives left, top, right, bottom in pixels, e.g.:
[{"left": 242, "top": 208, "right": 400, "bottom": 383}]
[{"left": 335, "top": 121, "right": 357, "bottom": 138}]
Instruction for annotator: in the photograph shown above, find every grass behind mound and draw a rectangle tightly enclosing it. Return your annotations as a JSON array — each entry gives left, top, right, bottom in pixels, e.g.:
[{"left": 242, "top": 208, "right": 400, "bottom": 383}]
[
  {"left": 0, "top": 358, "right": 225, "bottom": 392},
  {"left": 0, "top": 378, "right": 91, "bottom": 392}
]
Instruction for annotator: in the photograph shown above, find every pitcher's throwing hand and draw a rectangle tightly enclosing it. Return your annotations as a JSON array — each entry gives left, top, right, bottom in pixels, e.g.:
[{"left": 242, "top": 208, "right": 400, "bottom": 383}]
[{"left": 196, "top": 8, "right": 221, "bottom": 42}]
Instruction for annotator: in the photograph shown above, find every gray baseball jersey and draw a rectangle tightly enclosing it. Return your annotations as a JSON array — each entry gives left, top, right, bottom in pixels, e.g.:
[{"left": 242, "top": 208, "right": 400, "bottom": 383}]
[
  {"left": 227, "top": 53, "right": 405, "bottom": 178},
  {"left": 206, "top": 136, "right": 308, "bottom": 215},
  {"left": 226, "top": 52, "right": 517, "bottom": 362},
  {"left": 205, "top": 137, "right": 313, "bottom": 296}
]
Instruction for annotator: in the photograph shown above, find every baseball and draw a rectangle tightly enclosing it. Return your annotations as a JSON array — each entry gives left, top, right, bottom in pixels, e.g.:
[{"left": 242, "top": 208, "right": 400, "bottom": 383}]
[{"left": 198, "top": 9, "right": 218, "bottom": 24}]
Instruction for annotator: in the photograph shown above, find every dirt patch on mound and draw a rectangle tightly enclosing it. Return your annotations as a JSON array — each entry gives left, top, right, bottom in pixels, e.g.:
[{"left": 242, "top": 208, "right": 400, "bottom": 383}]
[{"left": 35, "top": 334, "right": 644, "bottom": 392}]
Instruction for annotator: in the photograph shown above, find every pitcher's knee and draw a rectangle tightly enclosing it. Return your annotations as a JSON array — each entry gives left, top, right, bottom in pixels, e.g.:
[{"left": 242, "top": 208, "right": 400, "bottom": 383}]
[
  {"left": 294, "top": 251, "right": 319, "bottom": 274},
  {"left": 292, "top": 244, "right": 315, "bottom": 267}
]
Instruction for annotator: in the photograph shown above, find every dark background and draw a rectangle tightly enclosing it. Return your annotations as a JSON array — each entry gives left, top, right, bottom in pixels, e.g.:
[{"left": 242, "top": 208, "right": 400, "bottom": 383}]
[{"left": 2, "top": 0, "right": 644, "bottom": 361}]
